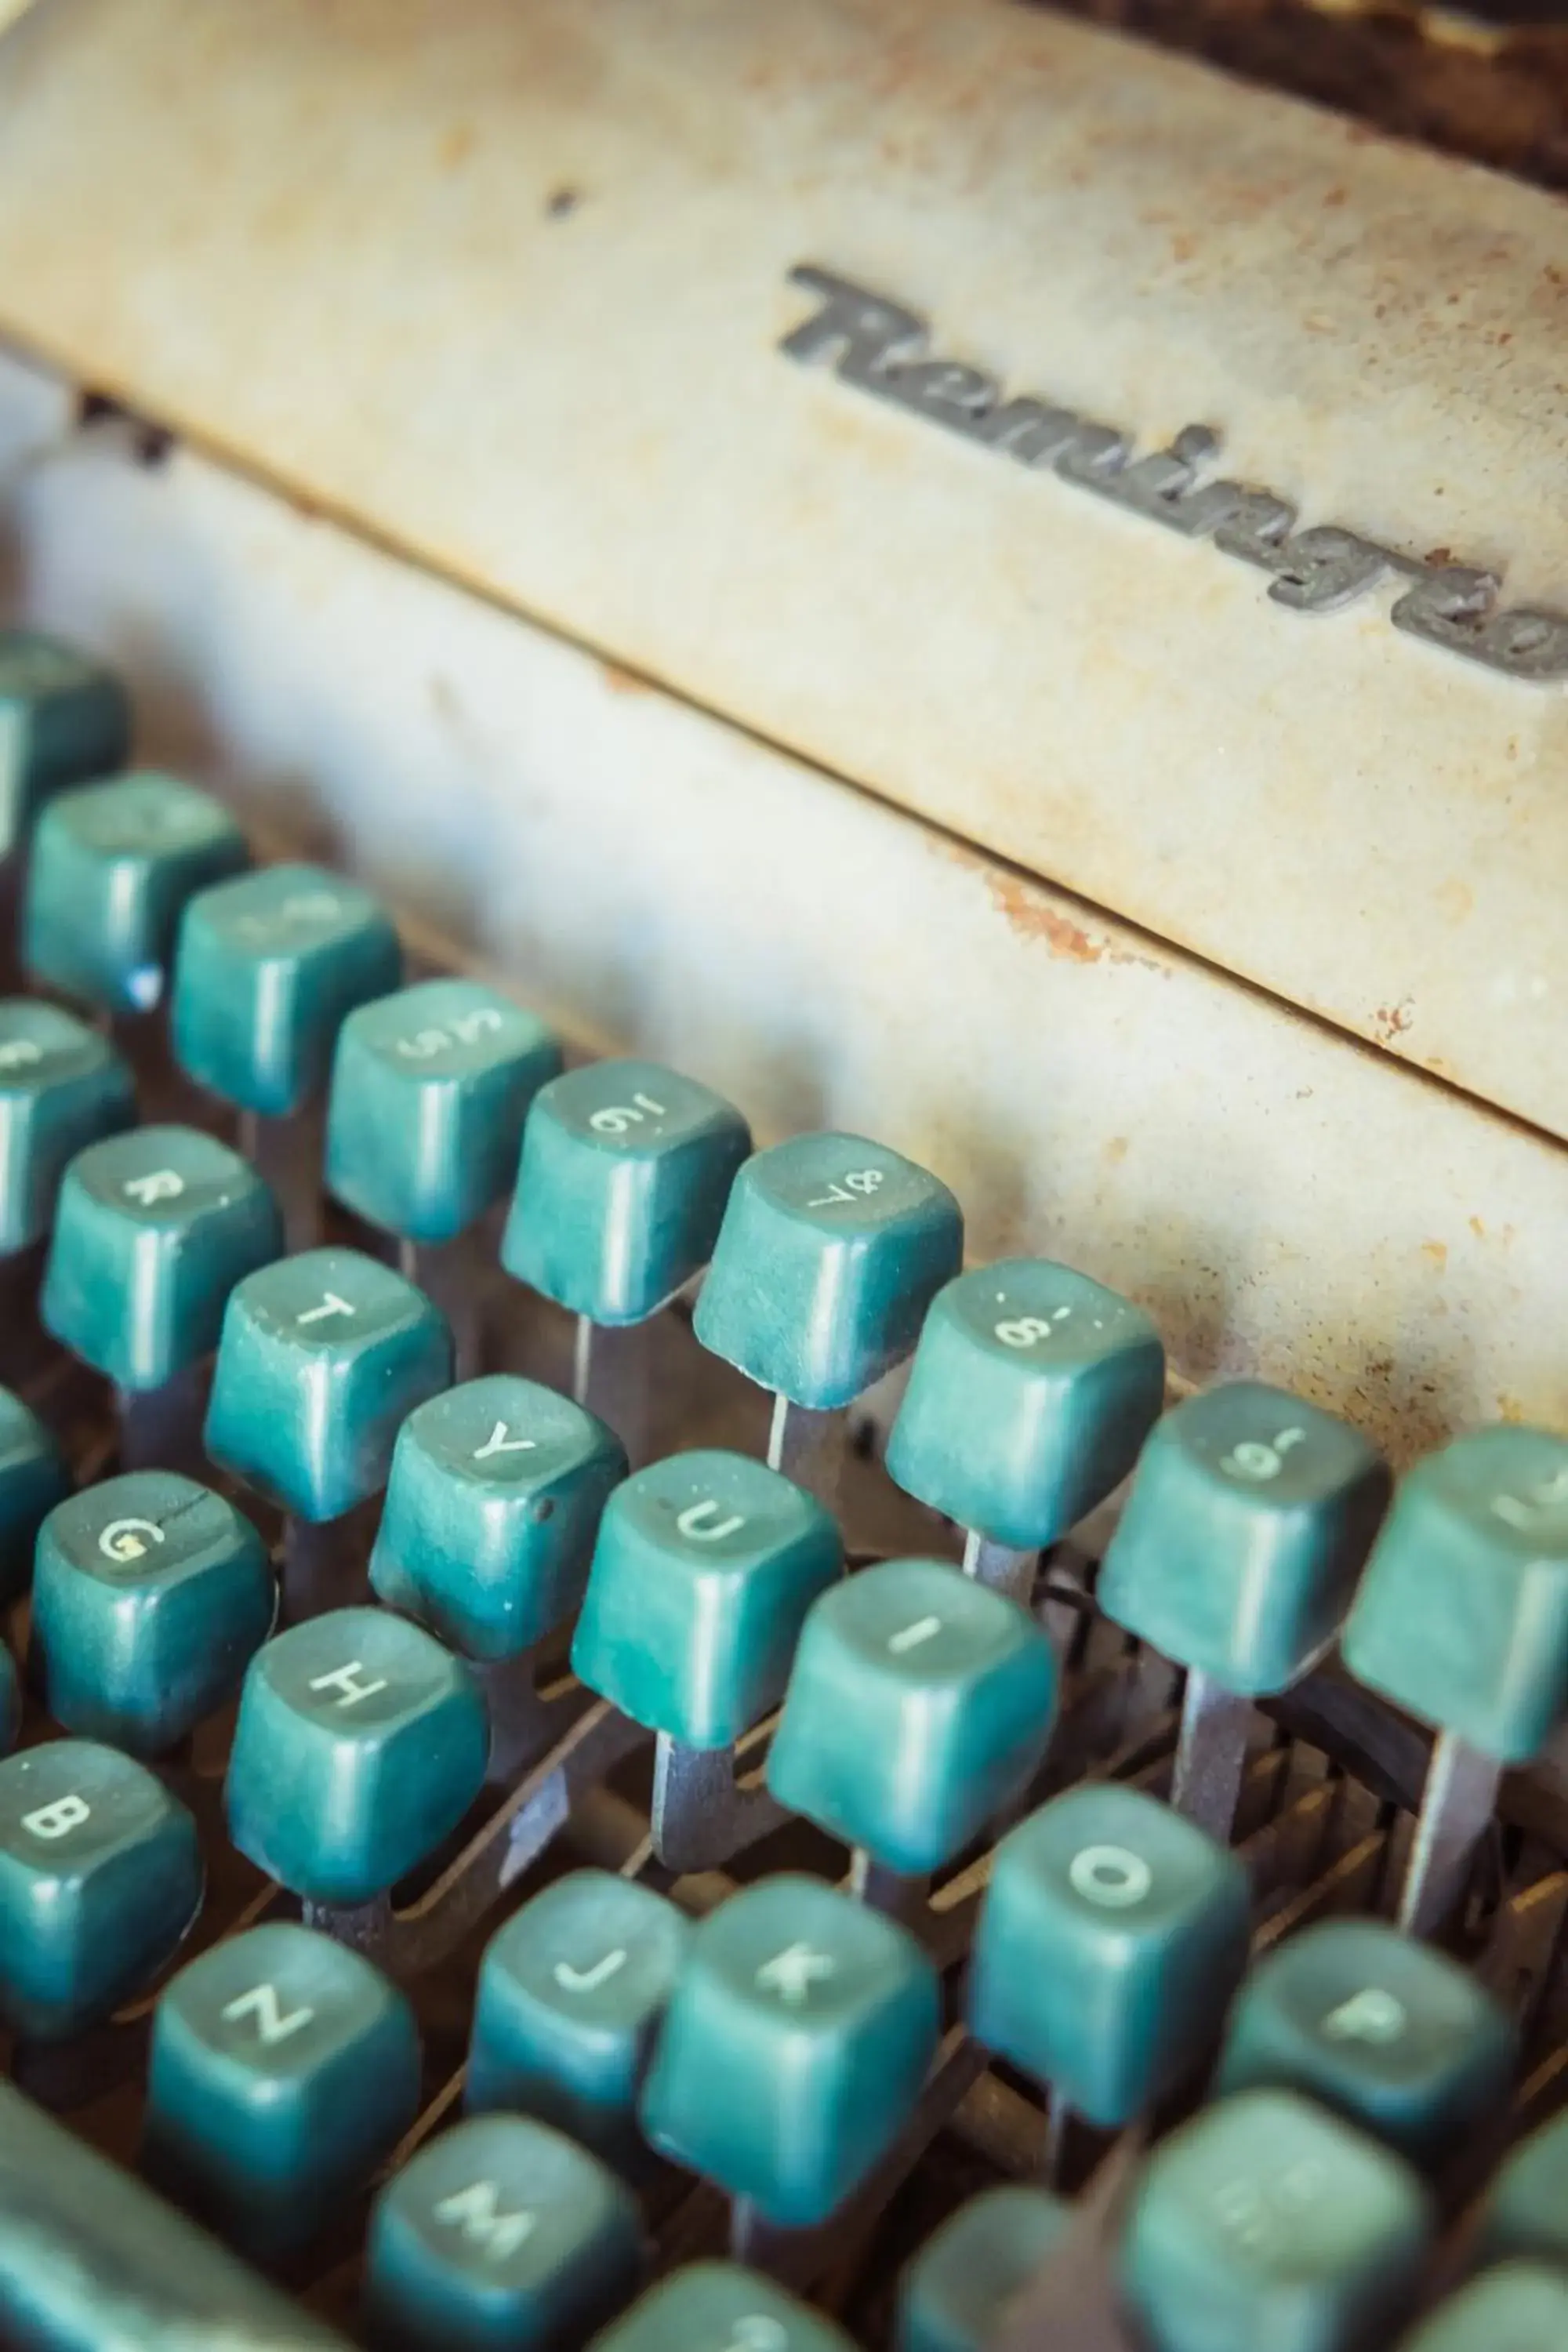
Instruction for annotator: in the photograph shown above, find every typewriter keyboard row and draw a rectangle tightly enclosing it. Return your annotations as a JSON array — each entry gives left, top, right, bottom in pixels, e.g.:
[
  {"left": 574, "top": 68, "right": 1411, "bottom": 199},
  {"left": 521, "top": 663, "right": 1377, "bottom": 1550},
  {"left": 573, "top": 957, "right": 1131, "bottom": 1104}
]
[{"left": 0, "top": 630, "right": 1565, "bottom": 2352}]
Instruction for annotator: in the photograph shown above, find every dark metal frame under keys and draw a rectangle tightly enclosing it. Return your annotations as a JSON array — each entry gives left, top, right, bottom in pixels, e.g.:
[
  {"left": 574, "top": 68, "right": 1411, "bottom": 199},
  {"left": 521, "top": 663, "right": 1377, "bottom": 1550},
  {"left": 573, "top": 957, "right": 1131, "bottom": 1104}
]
[{"left": 2, "top": 967, "right": 1568, "bottom": 2352}]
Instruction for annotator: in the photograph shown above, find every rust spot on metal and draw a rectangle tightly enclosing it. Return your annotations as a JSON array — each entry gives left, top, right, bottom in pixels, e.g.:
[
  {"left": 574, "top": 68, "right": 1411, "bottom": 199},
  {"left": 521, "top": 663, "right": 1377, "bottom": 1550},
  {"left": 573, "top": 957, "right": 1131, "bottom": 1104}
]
[
  {"left": 1421, "top": 1240, "right": 1449, "bottom": 1269},
  {"left": 986, "top": 873, "right": 1106, "bottom": 962},
  {"left": 600, "top": 659, "right": 654, "bottom": 696},
  {"left": 1374, "top": 999, "right": 1415, "bottom": 1040}
]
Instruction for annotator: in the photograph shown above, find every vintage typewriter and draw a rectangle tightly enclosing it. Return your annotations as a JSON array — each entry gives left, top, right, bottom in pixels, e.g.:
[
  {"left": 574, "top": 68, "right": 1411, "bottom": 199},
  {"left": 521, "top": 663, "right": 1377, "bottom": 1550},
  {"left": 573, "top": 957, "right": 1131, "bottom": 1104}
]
[{"left": 0, "top": 1, "right": 1564, "bottom": 2347}]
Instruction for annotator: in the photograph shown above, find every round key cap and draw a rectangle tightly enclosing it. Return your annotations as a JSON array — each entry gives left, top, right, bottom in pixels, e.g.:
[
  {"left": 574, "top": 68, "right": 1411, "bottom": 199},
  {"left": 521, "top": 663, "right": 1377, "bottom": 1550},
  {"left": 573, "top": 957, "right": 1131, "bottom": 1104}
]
[
  {"left": 42, "top": 1125, "right": 282, "bottom": 1390},
  {"left": 571, "top": 1450, "right": 842, "bottom": 1748},
  {"left": 467, "top": 1871, "right": 692, "bottom": 2167},
  {"left": 1217, "top": 1918, "right": 1515, "bottom": 2169},
  {"left": 1343, "top": 1426, "right": 1568, "bottom": 1762},
  {"left": 0, "top": 1383, "right": 67, "bottom": 1606},
  {"left": 0, "top": 1000, "right": 135, "bottom": 1254},
  {"left": 1098, "top": 1384, "right": 1389, "bottom": 1697},
  {"left": 370, "top": 1376, "right": 626, "bottom": 1660},
  {"left": 764, "top": 1558, "right": 1057, "bottom": 1875},
  {"left": 327, "top": 978, "right": 562, "bottom": 1246},
  {"left": 1396, "top": 2266, "right": 1568, "bottom": 2352},
  {"left": 886, "top": 1259, "right": 1165, "bottom": 1550},
  {"left": 171, "top": 863, "right": 401, "bottom": 1116},
  {"left": 1120, "top": 2090, "right": 1431, "bottom": 2352},
  {"left": 205, "top": 1247, "right": 452, "bottom": 1522},
  {"left": 0, "top": 631, "right": 129, "bottom": 851},
  {"left": 896, "top": 2186, "right": 1069, "bottom": 2352},
  {"left": 30, "top": 1472, "right": 275, "bottom": 1756},
  {"left": 1483, "top": 2107, "right": 1568, "bottom": 2268},
  {"left": 639, "top": 1874, "right": 939, "bottom": 2228},
  {"left": 0, "top": 1737, "right": 202, "bottom": 2037},
  {"left": 968, "top": 1783, "right": 1250, "bottom": 2127},
  {"left": 146, "top": 1922, "right": 420, "bottom": 2256},
  {"left": 364, "top": 2112, "right": 643, "bottom": 2352},
  {"left": 502, "top": 1060, "right": 750, "bottom": 1324},
  {"left": 225, "top": 1606, "right": 488, "bottom": 1904},
  {"left": 693, "top": 1133, "right": 963, "bottom": 1409},
  {"left": 588, "top": 2263, "right": 856, "bottom": 2352},
  {"left": 23, "top": 773, "right": 249, "bottom": 1014}
]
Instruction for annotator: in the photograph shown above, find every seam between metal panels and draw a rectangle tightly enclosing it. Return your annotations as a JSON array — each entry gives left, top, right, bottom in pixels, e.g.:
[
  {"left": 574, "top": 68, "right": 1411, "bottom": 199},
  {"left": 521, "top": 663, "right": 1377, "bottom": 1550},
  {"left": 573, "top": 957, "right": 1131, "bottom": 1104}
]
[{"left": 3, "top": 322, "right": 1563, "bottom": 1170}]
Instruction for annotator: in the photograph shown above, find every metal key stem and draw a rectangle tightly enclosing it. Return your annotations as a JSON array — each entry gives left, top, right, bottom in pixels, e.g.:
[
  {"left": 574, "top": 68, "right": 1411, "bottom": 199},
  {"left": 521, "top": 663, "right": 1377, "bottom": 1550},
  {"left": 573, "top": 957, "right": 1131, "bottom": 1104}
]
[
  {"left": 1171, "top": 1668, "right": 1254, "bottom": 1844},
  {"left": 767, "top": 1393, "right": 844, "bottom": 1508},
  {"left": 962, "top": 1530, "right": 1038, "bottom": 1603},
  {"left": 573, "top": 1315, "right": 654, "bottom": 1466},
  {"left": 1398, "top": 1729, "right": 1501, "bottom": 1938}
]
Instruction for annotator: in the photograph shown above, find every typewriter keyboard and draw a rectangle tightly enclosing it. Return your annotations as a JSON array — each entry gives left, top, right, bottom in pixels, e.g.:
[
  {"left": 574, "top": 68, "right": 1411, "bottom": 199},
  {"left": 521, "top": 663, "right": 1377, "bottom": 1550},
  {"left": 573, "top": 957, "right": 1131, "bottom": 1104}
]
[{"left": 0, "top": 630, "right": 1566, "bottom": 2352}]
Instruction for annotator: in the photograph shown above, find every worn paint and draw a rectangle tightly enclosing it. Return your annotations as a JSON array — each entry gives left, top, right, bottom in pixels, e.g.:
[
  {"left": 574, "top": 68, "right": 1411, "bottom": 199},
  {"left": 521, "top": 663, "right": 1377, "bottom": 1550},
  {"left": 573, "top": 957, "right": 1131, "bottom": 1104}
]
[{"left": 0, "top": 0, "right": 1563, "bottom": 1134}]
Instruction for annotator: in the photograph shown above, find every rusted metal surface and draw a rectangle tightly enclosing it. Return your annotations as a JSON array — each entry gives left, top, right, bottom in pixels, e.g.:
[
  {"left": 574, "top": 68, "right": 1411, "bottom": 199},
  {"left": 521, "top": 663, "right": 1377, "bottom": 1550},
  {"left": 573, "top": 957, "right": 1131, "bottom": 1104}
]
[
  {"left": 0, "top": 0, "right": 1564, "bottom": 1140},
  {"left": 2, "top": 367, "right": 1564, "bottom": 1465}
]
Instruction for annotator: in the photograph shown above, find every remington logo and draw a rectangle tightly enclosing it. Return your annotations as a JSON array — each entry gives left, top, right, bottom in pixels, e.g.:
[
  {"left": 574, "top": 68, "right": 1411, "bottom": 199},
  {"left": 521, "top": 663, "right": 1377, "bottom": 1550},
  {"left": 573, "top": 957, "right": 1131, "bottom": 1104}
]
[{"left": 781, "top": 266, "right": 1568, "bottom": 687}]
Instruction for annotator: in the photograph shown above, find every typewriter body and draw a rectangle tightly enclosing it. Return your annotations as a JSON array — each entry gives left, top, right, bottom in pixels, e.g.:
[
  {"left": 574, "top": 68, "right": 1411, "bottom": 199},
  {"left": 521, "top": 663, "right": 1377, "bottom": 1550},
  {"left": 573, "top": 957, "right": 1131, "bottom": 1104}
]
[{"left": 0, "top": 3, "right": 1563, "bottom": 2349}]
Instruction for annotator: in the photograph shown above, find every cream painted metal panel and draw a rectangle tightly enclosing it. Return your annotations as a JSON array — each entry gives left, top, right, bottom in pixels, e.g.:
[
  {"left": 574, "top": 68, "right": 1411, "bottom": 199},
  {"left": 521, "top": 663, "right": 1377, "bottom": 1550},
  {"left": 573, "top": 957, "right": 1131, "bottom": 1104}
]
[
  {"left": 2, "top": 347, "right": 1561, "bottom": 1464},
  {"left": 0, "top": 0, "right": 1562, "bottom": 1135}
]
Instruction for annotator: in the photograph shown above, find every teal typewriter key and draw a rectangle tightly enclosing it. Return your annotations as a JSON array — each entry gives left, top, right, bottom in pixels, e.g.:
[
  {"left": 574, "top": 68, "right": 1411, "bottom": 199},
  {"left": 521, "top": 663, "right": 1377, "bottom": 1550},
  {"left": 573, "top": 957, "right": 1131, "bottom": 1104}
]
[
  {"left": 0, "top": 1737, "right": 202, "bottom": 2038},
  {"left": 225, "top": 1606, "right": 488, "bottom": 1907},
  {"left": 1120, "top": 2090, "right": 1432, "bottom": 2352},
  {"left": 0, "top": 2079, "right": 356, "bottom": 2351},
  {"left": 693, "top": 1132, "right": 963, "bottom": 1498},
  {"left": 145, "top": 1922, "right": 420, "bottom": 2256},
  {"left": 967, "top": 1783, "right": 1250, "bottom": 2134},
  {"left": 639, "top": 1873, "right": 939, "bottom": 2228},
  {"left": 1483, "top": 2106, "right": 1568, "bottom": 2267},
  {"left": 0, "top": 1640, "right": 17, "bottom": 1755},
  {"left": 587, "top": 2263, "right": 856, "bottom": 2352},
  {"left": 0, "top": 999, "right": 135, "bottom": 1254},
  {"left": 502, "top": 1060, "right": 750, "bottom": 1453},
  {"left": 171, "top": 862, "right": 402, "bottom": 1120},
  {"left": 764, "top": 1556, "right": 1057, "bottom": 1883},
  {"left": 371, "top": 1375, "right": 626, "bottom": 1660},
  {"left": 0, "top": 1383, "right": 67, "bottom": 1605},
  {"left": 327, "top": 975, "right": 561, "bottom": 1247},
  {"left": 30, "top": 1473, "right": 275, "bottom": 1758},
  {"left": 364, "top": 2113, "right": 643, "bottom": 2352},
  {"left": 0, "top": 630, "right": 129, "bottom": 853},
  {"left": 1342, "top": 1425, "right": 1568, "bottom": 1936},
  {"left": 896, "top": 2186, "right": 1069, "bottom": 2352},
  {"left": 42, "top": 1124, "right": 281, "bottom": 1403},
  {"left": 1396, "top": 2266, "right": 1568, "bottom": 2352},
  {"left": 1216, "top": 1917, "right": 1515, "bottom": 2169},
  {"left": 205, "top": 1247, "right": 452, "bottom": 1525},
  {"left": 23, "top": 772, "right": 249, "bottom": 1015},
  {"left": 571, "top": 1450, "right": 841, "bottom": 1869},
  {"left": 466, "top": 1871, "right": 693, "bottom": 2168},
  {"left": 886, "top": 1259, "right": 1165, "bottom": 1598},
  {"left": 1098, "top": 1383, "right": 1388, "bottom": 1840}
]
